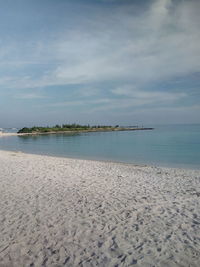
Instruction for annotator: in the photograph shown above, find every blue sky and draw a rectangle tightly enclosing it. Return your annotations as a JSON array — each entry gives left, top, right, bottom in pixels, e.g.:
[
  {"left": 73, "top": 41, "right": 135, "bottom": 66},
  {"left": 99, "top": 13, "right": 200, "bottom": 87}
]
[{"left": 0, "top": 0, "right": 200, "bottom": 127}]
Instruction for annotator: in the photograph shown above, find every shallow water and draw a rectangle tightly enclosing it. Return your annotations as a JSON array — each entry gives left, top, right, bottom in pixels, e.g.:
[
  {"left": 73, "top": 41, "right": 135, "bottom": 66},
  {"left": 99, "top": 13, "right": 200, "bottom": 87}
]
[{"left": 0, "top": 124, "right": 200, "bottom": 169}]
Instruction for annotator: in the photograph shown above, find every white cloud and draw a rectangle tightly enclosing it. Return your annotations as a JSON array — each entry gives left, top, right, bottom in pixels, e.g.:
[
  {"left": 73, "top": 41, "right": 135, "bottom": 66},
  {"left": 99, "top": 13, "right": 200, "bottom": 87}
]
[
  {"left": 148, "top": 0, "right": 172, "bottom": 30},
  {"left": 0, "top": 0, "right": 199, "bottom": 125},
  {"left": 43, "top": 84, "right": 187, "bottom": 114},
  {"left": 48, "top": 0, "right": 200, "bottom": 86},
  {"left": 15, "top": 92, "right": 45, "bottom": 99},
  {"left": 111, "top": 86, "right": 186, "bottom": 101},
  {"left": 0, "top": 0, "right": 199, "bottom": 91}
]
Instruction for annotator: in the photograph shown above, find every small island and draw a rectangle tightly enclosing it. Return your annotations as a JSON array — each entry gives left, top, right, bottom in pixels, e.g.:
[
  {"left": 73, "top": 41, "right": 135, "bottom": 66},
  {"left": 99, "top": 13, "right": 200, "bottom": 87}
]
[{"left": 18, "top": 124, "right": 154, "bottom": 135}]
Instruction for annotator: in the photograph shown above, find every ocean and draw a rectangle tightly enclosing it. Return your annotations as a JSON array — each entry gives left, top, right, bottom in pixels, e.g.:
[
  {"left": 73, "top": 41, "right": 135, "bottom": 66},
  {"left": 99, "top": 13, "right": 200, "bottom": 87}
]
[{"left": 0, "top": 124, "right": 200, "bottom": 169}]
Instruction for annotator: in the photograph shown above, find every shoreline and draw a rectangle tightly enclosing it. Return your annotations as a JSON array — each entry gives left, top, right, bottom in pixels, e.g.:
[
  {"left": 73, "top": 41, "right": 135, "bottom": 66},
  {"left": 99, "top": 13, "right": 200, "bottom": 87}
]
[
  {"left": 0, "top": 148, "right": 199, "bottom": 171},
  {"left": 0, "top": 127, "right": 154, "bottom": 137},
  {"left": 0, "top": 149, "right": 200, "bottom": 266}
]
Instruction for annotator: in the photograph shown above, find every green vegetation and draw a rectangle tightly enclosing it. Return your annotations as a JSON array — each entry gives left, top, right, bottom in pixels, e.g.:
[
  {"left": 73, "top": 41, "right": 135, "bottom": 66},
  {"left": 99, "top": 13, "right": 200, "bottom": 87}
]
[
  {"left": 17, "top": 124, "right": 114, "bottom": 134},
  {"left": 17, "top": 124, "right": 153, "bottom": 134}
]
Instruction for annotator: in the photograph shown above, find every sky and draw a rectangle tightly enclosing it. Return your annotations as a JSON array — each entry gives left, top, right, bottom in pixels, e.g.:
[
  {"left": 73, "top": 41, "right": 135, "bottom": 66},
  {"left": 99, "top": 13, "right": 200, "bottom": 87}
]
[{"left": 0, "top": 0, "right": 200, "bottom": 127}]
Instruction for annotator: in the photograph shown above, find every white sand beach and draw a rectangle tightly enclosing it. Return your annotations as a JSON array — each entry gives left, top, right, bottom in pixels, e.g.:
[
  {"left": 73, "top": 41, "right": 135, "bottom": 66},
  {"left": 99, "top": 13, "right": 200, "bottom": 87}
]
[
  {"left": 0, "top": 132, "right": 18, "bottom": 137},
  {"left": 0, "top": 150, "right": 200, "bottom": 267}
]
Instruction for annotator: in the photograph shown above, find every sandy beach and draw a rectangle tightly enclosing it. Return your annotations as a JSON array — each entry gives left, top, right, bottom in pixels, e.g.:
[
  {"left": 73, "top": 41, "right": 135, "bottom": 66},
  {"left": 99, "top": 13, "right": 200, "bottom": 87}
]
[
  {"left": 0, "top": 150, "right": 200, "bottom": 266},
  {"left": 0, "top": 132, "right": 19, "bottom": 137}
]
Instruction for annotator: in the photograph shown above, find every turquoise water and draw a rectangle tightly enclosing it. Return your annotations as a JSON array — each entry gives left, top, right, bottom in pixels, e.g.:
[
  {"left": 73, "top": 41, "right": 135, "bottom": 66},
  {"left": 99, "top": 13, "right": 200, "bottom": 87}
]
[{"left": 0, "top": 124, "right": 200, "bottom": 169}]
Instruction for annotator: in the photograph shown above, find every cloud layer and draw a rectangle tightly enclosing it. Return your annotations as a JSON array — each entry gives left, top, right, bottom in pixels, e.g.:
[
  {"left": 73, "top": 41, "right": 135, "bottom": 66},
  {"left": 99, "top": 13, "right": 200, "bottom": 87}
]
[{"left": 0, "top": 0, "right": 200, "bottom": 126}]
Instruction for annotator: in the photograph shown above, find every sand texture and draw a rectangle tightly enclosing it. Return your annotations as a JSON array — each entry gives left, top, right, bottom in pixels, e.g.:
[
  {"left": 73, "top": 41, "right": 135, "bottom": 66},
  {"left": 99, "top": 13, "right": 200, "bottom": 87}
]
[
  {"left": 0, "top": 132, "right": 18, "bottom": 137},
  {"left": 0, "top": 150, "right": 200, "bottom": 267}
]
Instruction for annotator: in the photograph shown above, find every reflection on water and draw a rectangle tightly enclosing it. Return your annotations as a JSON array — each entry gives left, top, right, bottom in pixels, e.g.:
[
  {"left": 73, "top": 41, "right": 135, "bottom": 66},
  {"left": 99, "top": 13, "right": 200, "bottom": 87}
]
[
  {"left": 0, "top": 124, "right": 200, "bottom": 169},
  {"left": 18, "top": 132, "right": 80, "bottom": 141}
]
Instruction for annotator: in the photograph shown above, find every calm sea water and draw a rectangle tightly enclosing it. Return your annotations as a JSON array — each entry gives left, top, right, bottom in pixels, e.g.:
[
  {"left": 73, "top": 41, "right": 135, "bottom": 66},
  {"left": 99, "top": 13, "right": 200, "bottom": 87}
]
[{"left": 0, "top": 124, "right": 200, "bottom": 169}]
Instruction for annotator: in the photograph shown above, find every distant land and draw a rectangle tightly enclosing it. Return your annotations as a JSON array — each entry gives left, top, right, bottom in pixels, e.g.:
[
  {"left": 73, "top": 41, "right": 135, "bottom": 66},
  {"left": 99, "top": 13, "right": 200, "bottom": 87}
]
[{"left": 17, "top": 124, "right": 154, "bottom": 135}]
